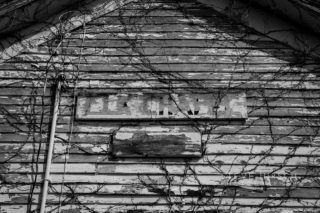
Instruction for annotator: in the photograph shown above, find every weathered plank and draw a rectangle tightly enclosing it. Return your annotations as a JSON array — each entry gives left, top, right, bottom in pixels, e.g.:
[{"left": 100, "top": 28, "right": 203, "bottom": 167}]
[
  {"left": 2, "top": 153, "right": 320, "bottom": 167},
  {"left": 73, "top": 80, "right": 320, "bottom": 90},
  {"left": 38, "top": 196, "right": 320, "bottom": 207},
  {"left": 71, "top": 72, "right": 318, "bottom": 81},
  {"left": 51, "top": 154, "right": 320, "bottom": 166},
  {"left": 1, "top": 106, "right": 320, "bottom": 124},
  {"left": 103, "top": 8, "right": 225, "bottom": 17},
  {"left": 2, "top": 173, "right": 320, "bottom": 190},
  {"left": 55, "top": 124, "right": 320, "bottom": 136},
  {"left": 2, "top": 88, "right": 320, "bottom": 98},
  {"left": 1, "top": 193, "right": 320, "bottom": 207},
  {"left": 28, "top": 45, "right": 297, "bottom": 55},
  {"left": 46, "top": 38, "right": 291, "bottom": 49},
  {"left": 1, "top": 142, "right": 320, "bottom": 157},
  {"left": 0, "top": 60, "right": 319, "bottom": 73},
  {"left": 1, "top": 205, "right": 319, "bottom": 213},
  {"left": 13, "top": 54, "right": 294, "bottom": 65},
  {"left": 1, "top": 69, "right": 319, "bottom": 82},
  {"left": 2, "top": 184, "right": 320, "bottom": 199},
  {"left": 88, "top": 16, "right": 242, "bottom": 26},
  {"left": 3, "top": 162, "right": 320, "bottom": 177},
  {"left": 4, "top": 79, "right": 320, "bottom": 90},
  {"left": 73, "top": 24, "right": 242, "bottom": 34},
  {"left": 1, "top": 110, "right": 320, "bottom": 125},
  {"left": 3, "top": 96, "right": 320, "bottom": 110}
]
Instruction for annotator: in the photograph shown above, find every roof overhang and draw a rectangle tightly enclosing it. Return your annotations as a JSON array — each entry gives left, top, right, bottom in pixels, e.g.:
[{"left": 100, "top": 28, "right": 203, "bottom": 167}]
[
  {"left": 242, "top": 0, "right": 320, "bottom": 34},
  {"left": 0, "top": 0, "right": 87, "bottom": 34},
  {"left": 1, "top": 0, "right": 320, "bottom": 62},
  {"left": 0, "top": 0, "right": 134, "bottom": 63},
  {"left": 197, "top": 0, "right": 320, "bottom": 59}
]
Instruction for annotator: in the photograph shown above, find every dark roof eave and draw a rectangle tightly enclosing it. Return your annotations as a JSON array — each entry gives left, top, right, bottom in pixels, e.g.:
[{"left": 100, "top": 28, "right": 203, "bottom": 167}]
[
  {"left": 240, "top": 0, "right": 320, "bottom": 35},
  {"left": 197, "top": 0, "right": 320, "bottom": 59},
  {"left": 0, "top": 0, "right": 86, "bottom": 35},
  {"left": 0, "top": 0, "right": 135, "bottom": 63}
]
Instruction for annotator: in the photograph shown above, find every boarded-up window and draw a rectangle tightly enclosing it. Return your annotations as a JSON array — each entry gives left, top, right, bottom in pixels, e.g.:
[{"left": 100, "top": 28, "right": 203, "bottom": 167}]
[
  {"left": 112, "top": 126, "right": 202, "bottom": 158},
  {"left": 76, "top": 93, "right": 247, "bottom": 120}
]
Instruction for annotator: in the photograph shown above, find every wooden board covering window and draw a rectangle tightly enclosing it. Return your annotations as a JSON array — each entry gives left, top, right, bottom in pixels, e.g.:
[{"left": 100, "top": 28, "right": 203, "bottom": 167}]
[
  {"left": 76, "top": 92, "right": 247, "bottom": 120},
  {"left": 112, "top": 126, "right": 202, "bottom": 158}
]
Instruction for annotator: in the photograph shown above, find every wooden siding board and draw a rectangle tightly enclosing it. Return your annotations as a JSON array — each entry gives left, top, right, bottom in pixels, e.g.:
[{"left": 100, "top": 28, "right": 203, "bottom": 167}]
[
  {"left": 2, "top": 88, "right": 320, "bottom": 98},
  {"left": 53, "top": 124, "right": 320, "bottom": 136},
  {"left": 2, "top": 154, "right": 320, "bottom": 166},
  {"left": 1, "top": 194, "right": 320, "bottom": 207},
  {"left": 2, "top": 66, "right": 316, "bottom": 76},
  {"left": 2, "top": 143, "right": 320, "bottom": 157},
  {"left": 1, "top": 170, "right": 320, "bottom": 188},
  {"left": 88, "top": 15, "right": 242, "bottom": 24},
  {"left": 4, "top": 80, "right": 312, "bottom": 90},
  {"left": 29, "top": 46, "right": 296, "bottom": 55},
  {"left": 28, "top": 174, "right": 320, "bottom": 188},
  {"left": 1, "top": 96, "right": 320, "bottom": 109},
  {"left": 14, "top": 54, "right": 297, "bottom": 64},
  {"left": 2, "top": 185, "right": 320, "bottom": 199},
  {"left": 1, "top": 206, "right": 320, "bottom": 213},
  {"left": 3, "top": 163, "right": 320, "bottom": 177},
  {"left": 3, "top": 73, "right": 320, "bottom": 82},
  {"left": 103, "top": 9, "right": 226, "bottom": 18},
  {"left": 42, "top": 38, "right": 292, "bottom": 48}
]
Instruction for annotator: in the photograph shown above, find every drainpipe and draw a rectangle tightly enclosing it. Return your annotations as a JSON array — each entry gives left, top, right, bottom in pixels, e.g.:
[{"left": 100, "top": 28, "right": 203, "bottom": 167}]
[{"left": 40, "top": 79, "right": 61, "bottom": 213}]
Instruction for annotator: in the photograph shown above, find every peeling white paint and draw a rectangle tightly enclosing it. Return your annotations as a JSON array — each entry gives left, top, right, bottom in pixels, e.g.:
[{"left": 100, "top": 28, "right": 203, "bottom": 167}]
[
  {"left": 127, "top": 81, "right": 150, "bottom": 87},
  {"left": 91, "top": 145, "right": 108, "bottom": 153},
  {"left": 107, "top": 95, "right": 118, "bottom": 111},
  {"left": 89, "top": 97, "right": 104, "bottom": 112},
  {"left": 115, "top": 132, "right": 134, "bottom": 140},
  {"left": 177, "top": 18, "right": 206, "bottom": 23}
]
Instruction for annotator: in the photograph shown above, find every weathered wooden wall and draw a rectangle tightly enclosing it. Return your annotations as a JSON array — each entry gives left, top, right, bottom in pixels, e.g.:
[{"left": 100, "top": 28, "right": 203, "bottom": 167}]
[{"left": 1, "top": 0, "right": 320, "bottom": 212}]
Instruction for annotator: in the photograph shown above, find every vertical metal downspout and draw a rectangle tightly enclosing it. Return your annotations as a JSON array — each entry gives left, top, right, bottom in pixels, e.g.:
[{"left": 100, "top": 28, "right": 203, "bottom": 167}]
[{"left": 40, "top": 80, "right": 61, "bottom": 213}]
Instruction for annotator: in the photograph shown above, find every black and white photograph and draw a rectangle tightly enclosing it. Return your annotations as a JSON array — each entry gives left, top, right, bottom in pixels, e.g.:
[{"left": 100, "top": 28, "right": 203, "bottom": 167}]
[{"left": 0, "top": 0, "right": 319, "bottom": 212}]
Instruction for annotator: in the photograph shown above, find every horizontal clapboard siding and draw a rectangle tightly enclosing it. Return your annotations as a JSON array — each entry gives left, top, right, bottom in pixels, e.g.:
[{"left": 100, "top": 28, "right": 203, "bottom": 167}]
[{"left": 0, "top": 0, "right": 320, "bottom": 212}]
